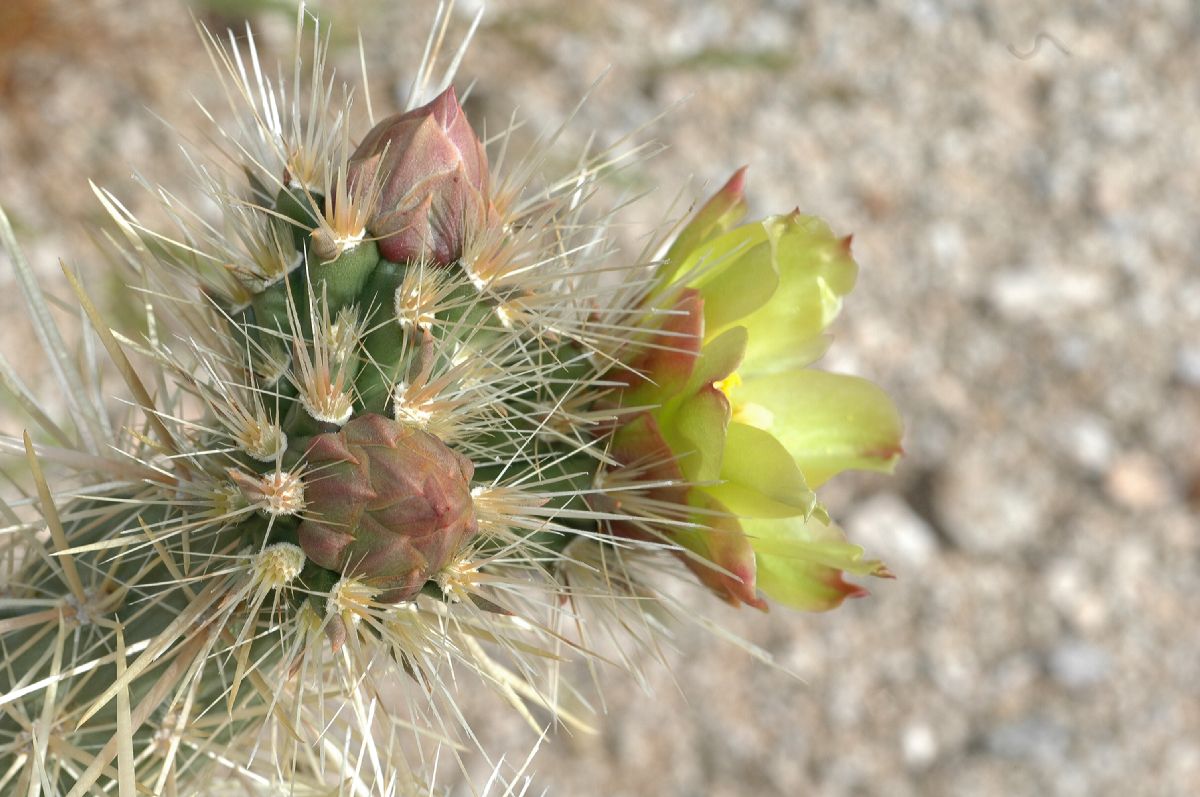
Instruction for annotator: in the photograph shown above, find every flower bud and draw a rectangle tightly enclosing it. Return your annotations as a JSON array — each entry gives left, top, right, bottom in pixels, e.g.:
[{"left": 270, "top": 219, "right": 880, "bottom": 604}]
[
  {"left": 297, "top": 413, "right": 478, "bottom": 602},
  {"left": 348, "top": 87, "right": 492, "bottom": 265}
]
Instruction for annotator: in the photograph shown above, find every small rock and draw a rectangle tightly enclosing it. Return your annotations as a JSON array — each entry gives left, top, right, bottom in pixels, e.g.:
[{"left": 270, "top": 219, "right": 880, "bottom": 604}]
[
  {"left": 936, "top": 445, "right": 1056, "bottom": 555},
  {"left": 902, "top": 722, "right": 938, "bottom": 770},
  {"left": 1055, "top": 334, "right": 1095, "bottom": 371},
  {"left": 1047, "top": 640, "right": 1112, "bottom": 690},
  {"left": 986, "top": 717, "right": 1070, "bottom": 763},
  {"left": 1174, "top": 347, "right": 1200, "bottom": 386},
  {"left": 845, "top": 493, "right": 939, "bottom": 568},
  {"left": 988, "top": 267, "right": 1110, "bottom": 322},
  {"left": 1059, "top": 415, "right": 1115, "bottom": 473},
  {"left": 1044, "top": 558, "right": 1109, "bottom": 632},
  {"left": 927, "top": 221, "right": 966, "bottom": 269},
  {"left": 1106, "top": 452, "right": 1173, "bottom": 509}
]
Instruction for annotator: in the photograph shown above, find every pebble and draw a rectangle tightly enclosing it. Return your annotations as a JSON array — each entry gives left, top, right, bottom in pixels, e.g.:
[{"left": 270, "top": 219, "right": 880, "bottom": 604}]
[
  {"left": 1047, "top": 640, "right": 1112, "bottom": 690},
  {"left": 1105, "top": 452, "right": 1173, "bottom": 509},
  {"left": 935, "top": 447, "right": 1056, "bottom": 555},
  {"left": 987, "top": 268, "right": 1110, "bottom": 322},
  {"left": 902, "top": 722, "right": 938, "bottom": 770},
  {"left": 986, "top": 718, "right": 1070, "bottom": 763},
  {"left": 1059, "top": 415, "right": 1115, "bottom": 473},
  {"left": 1174, "top": 347, "right": 1200, "bottom": 386},
  {"left": 845, "top": 492, "right": 940, "bottom": 568},
  {"left": 1044, "top": 558, "right": 1110, "bottom": 632}
]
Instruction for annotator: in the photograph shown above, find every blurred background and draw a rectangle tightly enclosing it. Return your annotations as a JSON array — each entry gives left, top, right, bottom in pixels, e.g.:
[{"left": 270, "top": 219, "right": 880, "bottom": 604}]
[{"left": 1, "top": 0, "right": 1196, "bottom": 794}]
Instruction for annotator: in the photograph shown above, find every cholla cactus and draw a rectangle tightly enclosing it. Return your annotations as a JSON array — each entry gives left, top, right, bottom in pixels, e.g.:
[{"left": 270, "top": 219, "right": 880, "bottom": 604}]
[{"left": 0, "top": 4, "right": 901, "bottom": 794}]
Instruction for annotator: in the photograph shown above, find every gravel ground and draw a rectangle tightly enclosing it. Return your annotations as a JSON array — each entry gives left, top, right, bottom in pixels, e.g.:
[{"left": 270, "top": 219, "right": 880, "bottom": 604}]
[{"left": 1, "top": 1, "right": 1196, "bottom": 795}]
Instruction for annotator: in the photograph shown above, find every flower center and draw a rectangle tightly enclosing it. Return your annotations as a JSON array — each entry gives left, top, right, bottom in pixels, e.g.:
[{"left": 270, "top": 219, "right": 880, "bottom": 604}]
[{"left": 714, "top": 371, "right": 775, "bottom": 430}]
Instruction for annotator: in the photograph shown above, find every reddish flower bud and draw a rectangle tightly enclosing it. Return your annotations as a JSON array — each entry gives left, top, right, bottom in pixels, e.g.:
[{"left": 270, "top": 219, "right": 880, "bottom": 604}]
[
  {"left": 349, "top": 86, "right": 493, "bottom": 265},
  {"left": 297, "top": 413, "right": 478, "bottom": 602}
]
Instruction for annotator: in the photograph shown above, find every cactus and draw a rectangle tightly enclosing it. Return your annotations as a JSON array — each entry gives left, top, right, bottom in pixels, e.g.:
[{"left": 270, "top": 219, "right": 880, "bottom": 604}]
[{"left": 0, "top": 4, "right": 901, "bottom": 794}]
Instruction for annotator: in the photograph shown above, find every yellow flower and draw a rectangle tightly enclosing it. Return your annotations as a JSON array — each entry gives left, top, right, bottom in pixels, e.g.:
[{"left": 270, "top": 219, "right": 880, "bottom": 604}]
[{"left": 610, "top": 169, "right": 902, "bottom": 610}]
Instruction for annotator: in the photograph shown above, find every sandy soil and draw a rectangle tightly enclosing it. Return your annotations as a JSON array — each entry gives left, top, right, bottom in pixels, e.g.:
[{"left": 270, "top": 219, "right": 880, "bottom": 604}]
[{"left": 1, "top": 1, "right": 1196, "bottom": 794}]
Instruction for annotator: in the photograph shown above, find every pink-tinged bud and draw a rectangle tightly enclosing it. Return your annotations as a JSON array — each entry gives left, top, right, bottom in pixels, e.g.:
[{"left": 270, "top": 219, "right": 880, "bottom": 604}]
[
  {"left": 348, "top": 87, "right": 492, "bottom": 265},
  {"left": 297, "top": 413, "right": 478, "bottom": 602}
]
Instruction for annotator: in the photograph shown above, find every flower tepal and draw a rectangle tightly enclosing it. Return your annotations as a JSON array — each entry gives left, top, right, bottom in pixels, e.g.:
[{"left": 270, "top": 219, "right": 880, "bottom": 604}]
[{"left": 609, "top": 169, "right": 904, "bottom": 611}]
